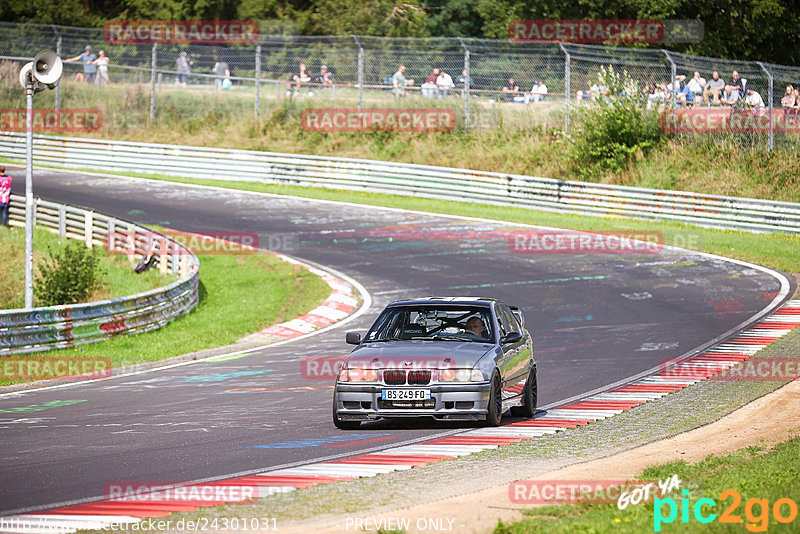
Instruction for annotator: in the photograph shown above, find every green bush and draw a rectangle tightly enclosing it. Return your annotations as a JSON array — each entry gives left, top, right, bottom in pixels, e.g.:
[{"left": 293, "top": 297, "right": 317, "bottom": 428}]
[
  {"left": 36, "top": 241, "right": 105, "bottom": 306},
  {"left": 568, "top": 66, "right": 665, "bottom": 179}
]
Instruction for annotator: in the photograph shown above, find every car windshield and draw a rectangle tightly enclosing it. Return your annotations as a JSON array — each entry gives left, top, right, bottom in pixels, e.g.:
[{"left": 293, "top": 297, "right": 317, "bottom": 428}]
[{"left": 364, "top": 306, "right": 495, "bottom": 343}]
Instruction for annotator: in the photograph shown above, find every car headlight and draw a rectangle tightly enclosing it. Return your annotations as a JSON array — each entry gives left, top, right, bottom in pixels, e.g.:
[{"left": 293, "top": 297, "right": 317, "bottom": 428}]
[
  {"left": 338, "top": 367, "right": 378, "bottom": 382},
  {"left": 438, "top": 368, "right": 485, "bottom": 382}
]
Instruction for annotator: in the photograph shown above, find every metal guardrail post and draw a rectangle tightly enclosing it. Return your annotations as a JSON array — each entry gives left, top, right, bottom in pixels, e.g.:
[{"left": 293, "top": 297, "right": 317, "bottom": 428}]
[
  {"left": 149, "top": 44, "right": 157, "bottom": 122},
  {"left": 353, "top": 36, "right": 364, "bottom": 112},
  {"left": 127, "top": 223, "right": 135, "bottom": 264},
  {"left": 459, "top": 38, "right": 470, "bottom": 130},
  {"left": 255, "top": 44, "right": 261, "bottom": 119},
  {"left": 757, "top": 61, "right": 774, "bottom": 152},
  {"left": 84, "top": 211, "right": 93, "bottom": 248},
  {"left": 559, "top": 43, "right": 570, "bottom": 133},
  {"left": 58, "top": 204, "right": 66, "bottom": 238}
]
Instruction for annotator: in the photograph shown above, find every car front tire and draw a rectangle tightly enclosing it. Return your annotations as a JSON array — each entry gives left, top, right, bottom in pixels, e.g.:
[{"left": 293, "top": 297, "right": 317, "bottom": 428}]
[{"left": 484, "top": 373, "right": 503, "bottom": 427}]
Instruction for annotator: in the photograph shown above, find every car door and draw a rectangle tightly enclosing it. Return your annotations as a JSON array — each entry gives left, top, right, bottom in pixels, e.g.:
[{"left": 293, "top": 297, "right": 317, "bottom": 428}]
[{"left": 496, "top": 303, "right": 527, "bottom": 400}]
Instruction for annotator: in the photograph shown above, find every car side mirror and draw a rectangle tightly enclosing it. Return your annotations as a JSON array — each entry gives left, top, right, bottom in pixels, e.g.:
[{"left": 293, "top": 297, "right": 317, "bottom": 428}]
[
  {"left": 345, "top": 332, "right": 362, "bottom": 345},
  {"left": 502, "top": 331, "right": 523, "bottom": 344}
]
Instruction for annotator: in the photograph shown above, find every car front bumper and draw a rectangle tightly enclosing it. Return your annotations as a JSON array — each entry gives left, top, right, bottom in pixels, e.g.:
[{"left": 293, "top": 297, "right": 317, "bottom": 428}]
[{"left": 334, "top": 382, "right": 491, "bottom": 421}]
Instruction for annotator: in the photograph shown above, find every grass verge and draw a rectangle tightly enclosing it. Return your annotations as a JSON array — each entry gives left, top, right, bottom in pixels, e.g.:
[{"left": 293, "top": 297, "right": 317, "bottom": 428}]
[
  {"left": 0, "top": 236, "right": 331, "bottom": 386},
  {"left": 496, "top": 436, "right": 800, "bottom": 533},
  {"left": 0, "top": 225, "right": 171, "bottom": 310}
]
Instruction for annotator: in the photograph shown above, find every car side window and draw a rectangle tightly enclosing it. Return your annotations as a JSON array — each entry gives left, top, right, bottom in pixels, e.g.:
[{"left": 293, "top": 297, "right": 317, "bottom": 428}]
[
  {"left": 503, "top": 307, "right": 520, "bottom": 332},
  {"left": 496, "top": 305, "right": 511, "bottom": 337}
]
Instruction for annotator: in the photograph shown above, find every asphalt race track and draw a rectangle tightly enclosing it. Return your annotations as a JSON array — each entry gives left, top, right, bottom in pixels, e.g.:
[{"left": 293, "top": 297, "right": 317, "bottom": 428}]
[{"left": 0, "top": 167, "right": 791, "bottom": 514}]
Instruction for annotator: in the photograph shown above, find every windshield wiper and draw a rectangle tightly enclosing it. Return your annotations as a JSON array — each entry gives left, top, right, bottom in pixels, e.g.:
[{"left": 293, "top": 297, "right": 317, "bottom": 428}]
[{"left": 366, "top": 338, "right": 402, "bottom": 342}]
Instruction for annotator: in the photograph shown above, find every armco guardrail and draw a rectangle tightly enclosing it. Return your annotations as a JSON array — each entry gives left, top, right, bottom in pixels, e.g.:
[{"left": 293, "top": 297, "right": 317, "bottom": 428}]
[
  {"left": 1, "top": 193, "right": 199, "bottom": 355},
  {"left": 1, "top": 132, "right": 799, "bottom": 234}
]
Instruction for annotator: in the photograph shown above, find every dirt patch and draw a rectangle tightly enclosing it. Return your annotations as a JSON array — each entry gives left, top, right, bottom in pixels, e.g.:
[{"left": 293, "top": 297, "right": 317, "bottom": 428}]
[{"left": 280, "top": 379, "right": 800, "bottom": 534}]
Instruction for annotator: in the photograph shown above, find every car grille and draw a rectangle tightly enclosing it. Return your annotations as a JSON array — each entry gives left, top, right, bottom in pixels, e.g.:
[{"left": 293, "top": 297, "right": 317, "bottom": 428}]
[
  {"left": 384, "top": 369, "right": 406, "bottom": 385},
  {"left": 381, "top": 369, "right": 432, "bottom": 385},
  {"left": 407, "top": 370, "right": 431, "bottom": 385}
]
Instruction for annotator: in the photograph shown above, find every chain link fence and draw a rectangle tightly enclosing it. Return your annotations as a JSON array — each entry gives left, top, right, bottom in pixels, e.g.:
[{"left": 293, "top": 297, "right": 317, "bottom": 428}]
[{"left": 1, "top": 21, "right": 799, "bottom": 149}]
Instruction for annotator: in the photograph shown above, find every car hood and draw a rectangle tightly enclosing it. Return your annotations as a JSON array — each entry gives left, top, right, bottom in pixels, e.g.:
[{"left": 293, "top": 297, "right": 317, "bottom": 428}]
[{"left": 347, "top": 340, "right": 493, "bottom": 369}]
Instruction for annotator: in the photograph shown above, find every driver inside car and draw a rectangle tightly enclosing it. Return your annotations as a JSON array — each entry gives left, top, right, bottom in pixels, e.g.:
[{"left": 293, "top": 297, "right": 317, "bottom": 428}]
[{"left": 465, "top": 316, "right": 488, "bottom": 339}]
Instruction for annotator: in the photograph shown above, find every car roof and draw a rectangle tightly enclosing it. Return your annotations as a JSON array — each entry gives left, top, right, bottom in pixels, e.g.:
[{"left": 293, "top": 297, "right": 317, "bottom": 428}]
[{"left": 386, "top": 297, "right": 499, "bottom": 308}]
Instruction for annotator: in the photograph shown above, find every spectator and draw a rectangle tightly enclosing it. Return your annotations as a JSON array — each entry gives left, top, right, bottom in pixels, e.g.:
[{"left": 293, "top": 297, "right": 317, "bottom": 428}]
[
  {"left": 456, "top": 69, "right": 473, "bottom": 90},
  {"left": 703, "top": 71, "right": 725, "bottom": 105},
  {"left": 174, "top": 51, "right": 193, "bottom": 88},
  {"left": 686, "top": 71, "right": 706, "bottom": 101},
  {"left": 729, "top": 70, "right": 744, "bottom": 96},
  {"left": 783, "top": 85, "right": 798, "bottom": 116},
  {"left": 674, "top": 77, "right": 694, "bottom": 106},
  {"left": 421, "top": 68, "right": 440, "bottom": 98},
  {"left": 0, "top": 166, "right": 11, "bottom": 227},
  {"left": 64, "top": 45, "right": 97, "bottom": 84},
  {"left": 287, "top": 62, "right": 312, "bottom": 95},
  {"left": 92, "top": 50, "right": 110, "bottom": 87},
  {"left": 720, "top": 84, "right": 740, "bottom": 106},
  {"left": 311, "top": 65, "right": 334, "bottom": 87},
  {"left": 392, "top": 64, "right": 413, "bottom": 98},
  {"left": 588, "top": 75, "right": 608, "bottom": 101},
  {"left": 436, "top": 69, "right": 454, "bottom": 98},
  {"left": 781, "top": 85, "right": 795, "bottom": 108},
  {"left": 744, "top": 87, "right": 765, "bottom": 108},
  {"left": 644, "top": 82, "right": 665, "bottom": 110},
  {"left": 576, "top": 80, "right": 595, "bottom": 102},
  {"left": 212, "top": 59, "right": 230, "bottom": 91},
  {"left": 502, "top": 76, "right": 520, "bottom": 102},
  {"left": 527, "top": 79, "right": 548, "bottom": 103}
]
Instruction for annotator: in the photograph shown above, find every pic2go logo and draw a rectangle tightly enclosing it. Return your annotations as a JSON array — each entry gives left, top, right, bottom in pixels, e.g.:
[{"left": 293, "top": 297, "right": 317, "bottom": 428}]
[{"left": 654, "top": 489, "right": 798, "bottom": 532}]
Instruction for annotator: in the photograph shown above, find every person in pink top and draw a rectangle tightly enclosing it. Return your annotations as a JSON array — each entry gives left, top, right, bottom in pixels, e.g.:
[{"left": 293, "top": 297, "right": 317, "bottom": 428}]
[{"left": 0, "top": 166, "right": 12, "bottom": 226}]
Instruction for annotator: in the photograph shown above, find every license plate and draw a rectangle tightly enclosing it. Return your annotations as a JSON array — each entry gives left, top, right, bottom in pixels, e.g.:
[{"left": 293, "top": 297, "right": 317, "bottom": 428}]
[{"left": 381, "top": 389, "right": 431, "bottom": 400}]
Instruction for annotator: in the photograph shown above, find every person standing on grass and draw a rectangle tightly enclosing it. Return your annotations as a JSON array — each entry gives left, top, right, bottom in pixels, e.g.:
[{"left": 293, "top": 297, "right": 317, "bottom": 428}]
[
  {"left": 64, "top": 45, "right": 97, "bottom": 84},
  {"left": 0, "top": 167, "right": 12, "bottom": 227},
  {"left": 92, "top": 50, "right": 110, "bottom": 87},
  {"left": 175, "top": 51, "right": 193, "bottom": 88}
]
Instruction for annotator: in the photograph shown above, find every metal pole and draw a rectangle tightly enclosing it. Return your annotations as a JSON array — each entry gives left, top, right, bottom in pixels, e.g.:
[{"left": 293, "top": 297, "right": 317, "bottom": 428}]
[
  {"left": 354, "top": 36, "right": 364, "bottom": 112},
  {"left": 559, "top": 43, "right": 570, "bottom": 133},
  {"left": 255, "top": 44, "right": 261, "bottom": 119},
  {"left": 662, "top": 50, "right": 677, "bottom": 136},
  {"left": 459, "top": 38, "right": 470, "bottom": 130},
  {"left": 149, "top": 43, "right": 157, "bottom": 122},
  {"left": 54, "top": 31, "right": 62, "bottom": 114},
  {"left": 464, "top": 49, "right": 470, "bottom": 129},
  {"left": 24, "top": 83, "right": 34, "bottom": 309},
  {"left": 757, "top": 62, "right": 774, "bottom": 151}
]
